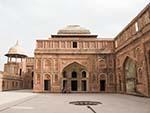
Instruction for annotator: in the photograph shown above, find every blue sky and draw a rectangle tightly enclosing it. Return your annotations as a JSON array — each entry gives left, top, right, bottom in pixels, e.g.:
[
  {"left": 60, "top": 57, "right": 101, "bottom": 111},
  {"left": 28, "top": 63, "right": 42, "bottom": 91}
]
[{"left": 0, "top": 0, "right": 149, "bottom": 70}]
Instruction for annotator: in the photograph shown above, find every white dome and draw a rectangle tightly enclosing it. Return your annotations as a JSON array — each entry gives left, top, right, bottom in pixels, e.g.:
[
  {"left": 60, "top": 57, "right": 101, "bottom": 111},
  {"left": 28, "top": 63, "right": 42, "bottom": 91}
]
[
  {"left": 5, "top": 41, "right": 27, "bottom": 58},
  {"left": 57, "top": 25, "right": 91, "bottom": 34}
]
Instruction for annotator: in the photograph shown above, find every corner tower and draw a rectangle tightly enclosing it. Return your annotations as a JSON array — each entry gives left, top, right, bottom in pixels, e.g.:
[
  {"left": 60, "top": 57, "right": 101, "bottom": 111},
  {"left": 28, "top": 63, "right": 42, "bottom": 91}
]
[{"left": 2, "top": 41, "right": 27, "bottom": 91}]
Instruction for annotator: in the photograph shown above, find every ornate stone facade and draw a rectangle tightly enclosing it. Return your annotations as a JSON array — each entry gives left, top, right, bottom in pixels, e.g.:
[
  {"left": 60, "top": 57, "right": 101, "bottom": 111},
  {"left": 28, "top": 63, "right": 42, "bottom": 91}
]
[{"left": 34, "top": 33, "right": 115, "bottom": 93}]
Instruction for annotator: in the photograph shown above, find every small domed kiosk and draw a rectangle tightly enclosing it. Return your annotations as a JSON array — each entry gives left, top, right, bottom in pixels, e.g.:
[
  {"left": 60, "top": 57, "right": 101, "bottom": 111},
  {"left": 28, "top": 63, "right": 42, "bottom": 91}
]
[{"left": 5, "top": 41, "right": 27, "bottom": 62}]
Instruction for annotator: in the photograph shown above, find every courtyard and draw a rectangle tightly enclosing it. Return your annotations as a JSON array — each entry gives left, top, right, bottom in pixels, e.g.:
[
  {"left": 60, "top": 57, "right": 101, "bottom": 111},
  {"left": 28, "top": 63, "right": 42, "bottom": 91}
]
[{"left": 0, "top": 90, "right": 149, "bottom": 113}]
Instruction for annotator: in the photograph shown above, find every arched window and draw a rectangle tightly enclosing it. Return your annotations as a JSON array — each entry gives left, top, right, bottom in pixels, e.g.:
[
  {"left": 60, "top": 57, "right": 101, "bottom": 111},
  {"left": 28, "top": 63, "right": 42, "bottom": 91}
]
[
  {"left": 72, "top": 71, "right": 77, "bottom": 78},
  {"left": 82, "top": 71, "right": 86, "bottom": 78}
]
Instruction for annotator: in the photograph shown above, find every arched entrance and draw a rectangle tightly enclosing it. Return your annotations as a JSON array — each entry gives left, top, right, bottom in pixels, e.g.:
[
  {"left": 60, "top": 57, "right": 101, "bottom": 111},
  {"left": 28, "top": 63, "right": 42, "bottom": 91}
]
[
  {"left": 99, "top": 74, "right": 106, "bottom": 92},
  {"left": 62, "top": 62, "right": 88, "bottom": 93},
  {"left": 71, "top": 71, "right": 78, "bottom": 91},
  {"left": 124, "top": 57, "right": 137, "bottom": 93},
  {"left": 44, "top": 74, "right": 51, "bottom": 91}
]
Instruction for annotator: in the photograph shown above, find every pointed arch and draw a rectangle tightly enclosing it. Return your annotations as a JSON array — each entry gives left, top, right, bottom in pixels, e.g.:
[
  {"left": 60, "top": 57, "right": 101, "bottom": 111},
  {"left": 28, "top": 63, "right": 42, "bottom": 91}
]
[
  {"left": 61, "top": 62, "right": 89, "bottom": 92},
  {"left": 123, "top": 56, "right": 137, "bottom": 93},
  {"left": 63, "top": 62, "right": 87, "bottom": 72},
  {"left": 44, "top": 74, "right": 51, "bottom": 80},
  {"left": 62, "top": 62, "right": 88, "bottom": 78},
  {"left": 44, "top": 74, "right": 51, "bottom": 91}
]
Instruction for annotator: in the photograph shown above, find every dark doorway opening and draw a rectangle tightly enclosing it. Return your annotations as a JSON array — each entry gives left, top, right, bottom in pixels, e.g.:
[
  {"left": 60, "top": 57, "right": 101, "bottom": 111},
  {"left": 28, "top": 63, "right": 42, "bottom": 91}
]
[
  {"left": 71, "top": 80, "right": 78, "bottom": 91},
  {"left": 100, "top": 80, "right": 106, "bottom": 91},
  {"left": 73, "top": 42, "right": 77, "bottom": 48},
  {"left": 81, "top": 80, "right": 87, "bottom": 91},
  {"left": 72, "top": 71, "right": 77, "bottom": 78},
  {"left": 31, "top": 80, "right": 33, "bottom": 89},
  {"left": 63, "top": 80, "right": 67, "bottom": 88},
  {"left": 19, "top": 69, "right": 22, "bottom": 76},
  {"left": 44, "top": 80, "right": 50, "bottom": 91},
  {"left": 62, "top": 80, "right": 67, "bottom": 93},
  {"left": 32, "top": 72, "right": 34, "bottom": 77}
]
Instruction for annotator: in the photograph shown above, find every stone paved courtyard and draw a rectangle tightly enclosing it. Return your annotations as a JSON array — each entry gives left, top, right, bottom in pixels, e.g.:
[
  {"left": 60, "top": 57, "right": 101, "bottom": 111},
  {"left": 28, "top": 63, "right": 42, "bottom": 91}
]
[{"left": 0, "top": 90, "right": 150, "bottom": 113}]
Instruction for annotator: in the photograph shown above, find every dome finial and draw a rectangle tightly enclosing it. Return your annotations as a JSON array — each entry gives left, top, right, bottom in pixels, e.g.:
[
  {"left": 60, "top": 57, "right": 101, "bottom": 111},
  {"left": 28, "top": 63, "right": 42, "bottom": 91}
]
[{"left": 16, "top": 40, "right": 19, "bottom": 46}]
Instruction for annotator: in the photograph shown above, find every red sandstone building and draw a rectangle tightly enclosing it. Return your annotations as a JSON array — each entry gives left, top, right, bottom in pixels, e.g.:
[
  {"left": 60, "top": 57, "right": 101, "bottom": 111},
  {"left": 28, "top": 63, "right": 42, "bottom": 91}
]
[
  {"left": 34, "top": 25, "right": 115, "bottom": 93},
  {"left": 0, "top": 3, "right": 150, "bottom": 97}
]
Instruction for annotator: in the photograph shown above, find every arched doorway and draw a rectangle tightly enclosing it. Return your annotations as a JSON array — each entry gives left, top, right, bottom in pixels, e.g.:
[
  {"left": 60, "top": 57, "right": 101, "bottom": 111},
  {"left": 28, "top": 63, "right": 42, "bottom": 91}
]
[
  {"left": 71, "top": 71, "right": 78, "bottom": 91},
  {"left": 99, "top": 74, "right": 106, "bottom": 92},
  {"left": 62, "top": 62, "right": 88, "bottom": 93},
  {"left": 124, "top": 57, "right": 137, "bottom": 93},
  {"left": 44, "top": 74, "right": 51, "bottom": 91}
]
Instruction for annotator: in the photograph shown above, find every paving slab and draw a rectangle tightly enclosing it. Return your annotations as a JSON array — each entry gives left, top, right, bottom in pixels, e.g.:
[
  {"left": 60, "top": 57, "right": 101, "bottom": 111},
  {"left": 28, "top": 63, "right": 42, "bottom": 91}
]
[
  {"left": 0, "top": 90, "right": 36, "bottom": 106},
  {"left": 0, "top": 91, "right": 150, "bottom": 113}
]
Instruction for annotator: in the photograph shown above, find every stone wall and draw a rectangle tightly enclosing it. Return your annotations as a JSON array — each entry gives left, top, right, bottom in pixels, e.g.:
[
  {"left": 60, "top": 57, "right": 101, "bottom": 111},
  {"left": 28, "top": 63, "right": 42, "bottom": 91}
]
[
  {"left": 23, "top": 57, "right": 34, "bottom": 89},
  {"left": 115, "top": 3, "right": 150, "bottom": 96}
]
